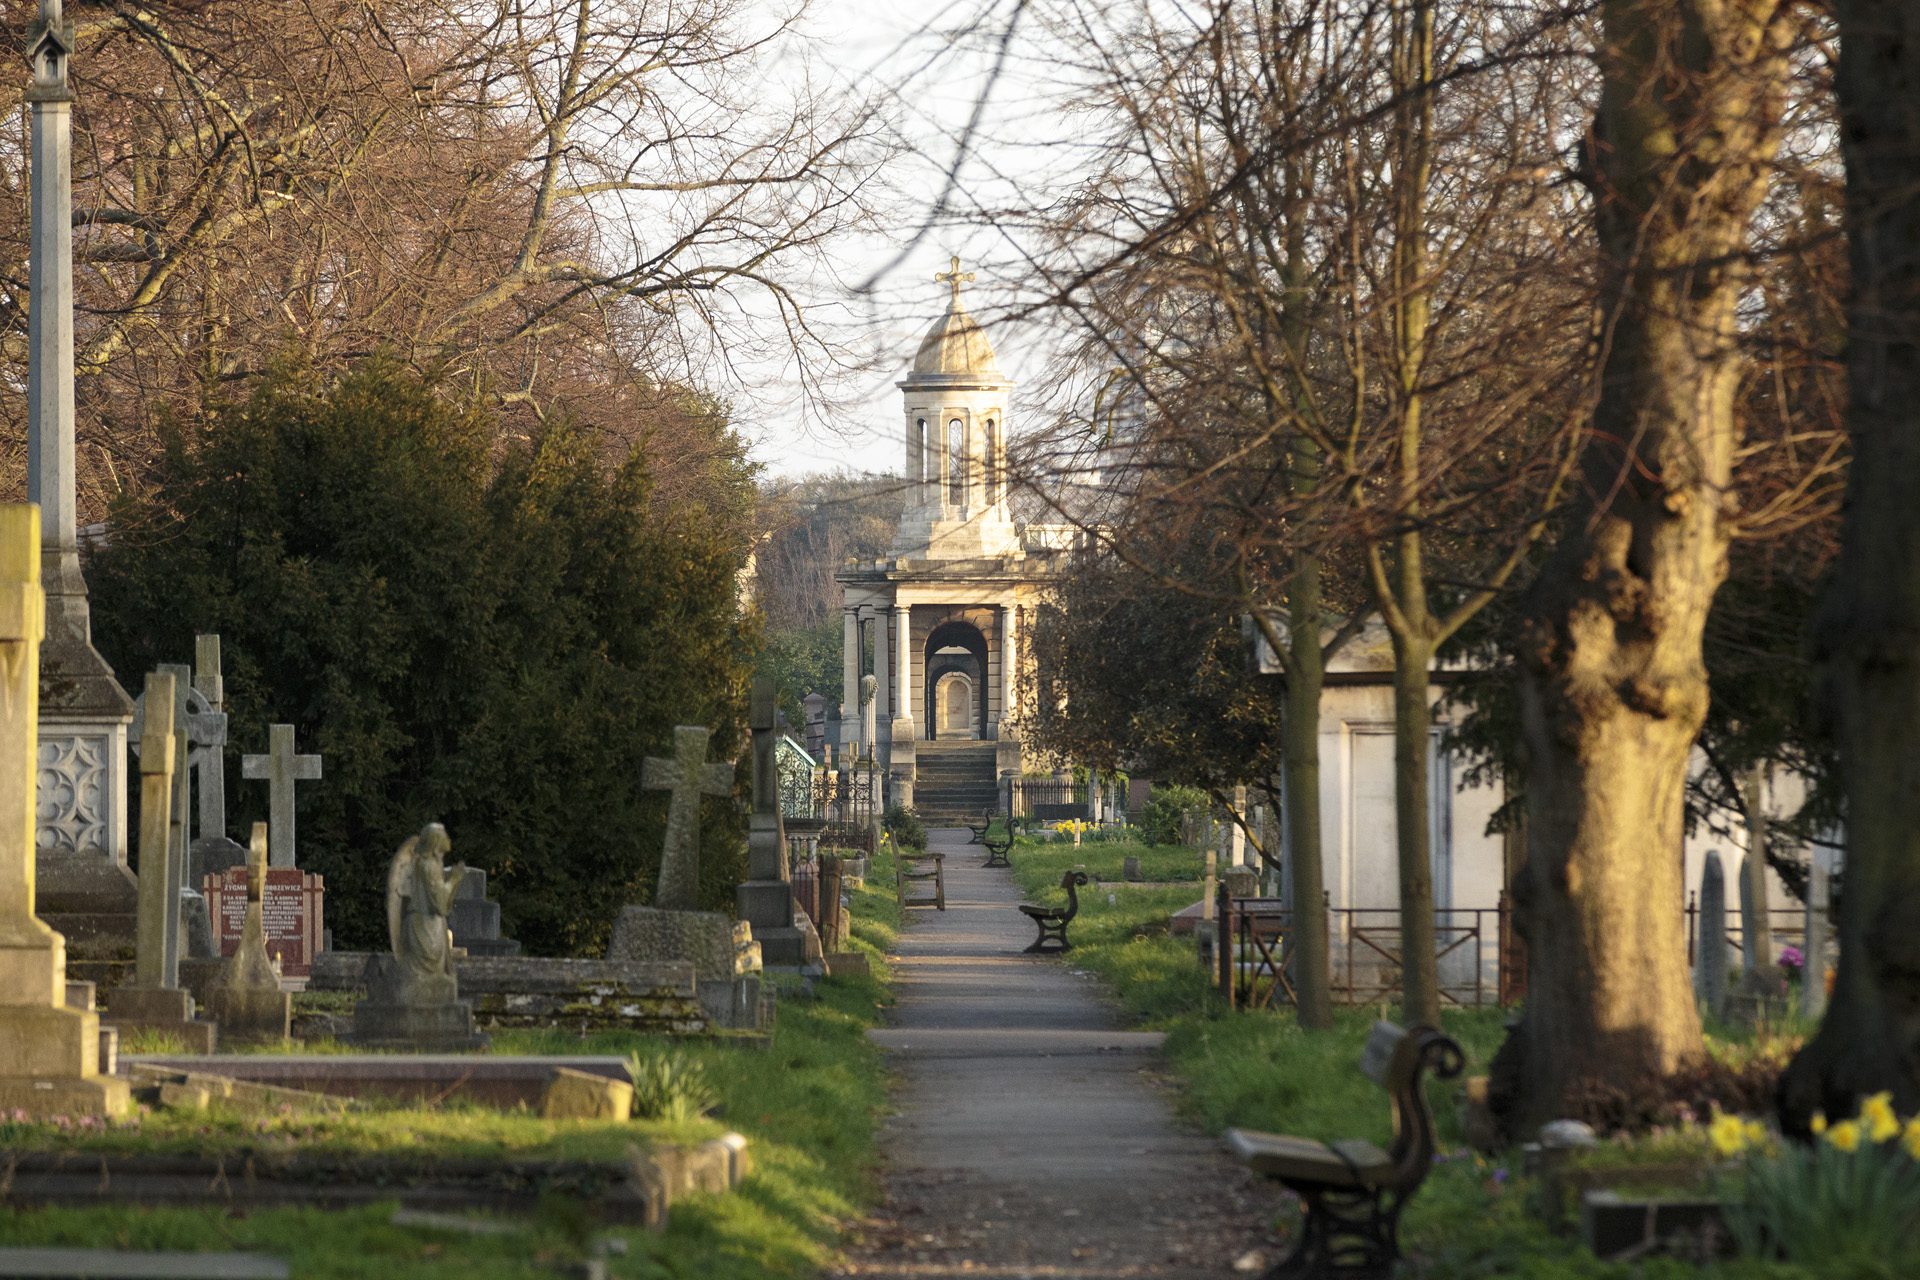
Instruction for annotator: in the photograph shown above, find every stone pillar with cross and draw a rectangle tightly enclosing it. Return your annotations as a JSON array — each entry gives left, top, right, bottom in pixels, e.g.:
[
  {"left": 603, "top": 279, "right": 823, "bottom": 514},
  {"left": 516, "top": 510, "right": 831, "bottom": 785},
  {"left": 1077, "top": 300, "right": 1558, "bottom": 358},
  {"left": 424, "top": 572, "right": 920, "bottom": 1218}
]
[
  {"left": 190, "top": 635, "right": 246, "bottom": 884},
  {"left": 739, "top": 678, "right": 815, "bottom": 967},
  {"left": 0, "top": 503, "right": 131, "bottom": 1116},
  {"left": 607, "top": 723, "right": 771, "bottom": 1024},
  {"left": 242, "top": 725, "right": 322, "bottom": 869},
  {"left": 28, "top": 0, "right": 138, "bottom": 944}
]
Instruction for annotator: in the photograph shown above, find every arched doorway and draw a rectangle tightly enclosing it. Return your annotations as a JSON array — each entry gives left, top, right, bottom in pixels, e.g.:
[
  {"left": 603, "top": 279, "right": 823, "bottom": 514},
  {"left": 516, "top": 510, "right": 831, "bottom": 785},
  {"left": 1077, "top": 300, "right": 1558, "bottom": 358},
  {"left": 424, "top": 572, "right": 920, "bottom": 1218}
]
[
  {"left": 924, "top": 619, "right": 989, "bottom": 740},
  {"left": 935, "top": 672, "right": 975, "bottom": 738}
]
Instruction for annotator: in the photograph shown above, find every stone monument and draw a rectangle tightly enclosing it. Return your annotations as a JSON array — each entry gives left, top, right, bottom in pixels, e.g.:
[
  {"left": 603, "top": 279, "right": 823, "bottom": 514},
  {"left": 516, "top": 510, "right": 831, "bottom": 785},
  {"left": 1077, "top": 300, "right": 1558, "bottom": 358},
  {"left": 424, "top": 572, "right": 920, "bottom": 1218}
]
[
  {"left": 737, "top": 677, "right": 817, "bottom": 969},
  {"left": 241, "top": 723, "right": 321, "bottom": 868},
  {"left": 0, "top": 503, "right": 130, "bottom": 1117},
  {"left": 104, "top": 671, "right": 217, "bottom": 1051},
  {"left": 189, "top": 635, "right": 247, "bottom": 886},
  {"left": 27, "top": 0, "right": 138, "bottom": 966},
  {"left": 130, "top": 662, "right": 226, "bottom": 970},
  {"left": 1802, "top": 851, "right": 1831, "bottom": 1020},
  {"left": 608, "top": 724, "right": 765, "bottom": 1027},
  {"left": 1694, "top": 851, "right": 1729, "bottom": 1016},
  {"left": 353, "top": 823, "right": 487, "bottom": 1050},
  {"left": 449, "top": 869, "right": 521, "bottom": 957},
  {"left": 204, "top": 823, "right": 291, "bottom": 1045}
]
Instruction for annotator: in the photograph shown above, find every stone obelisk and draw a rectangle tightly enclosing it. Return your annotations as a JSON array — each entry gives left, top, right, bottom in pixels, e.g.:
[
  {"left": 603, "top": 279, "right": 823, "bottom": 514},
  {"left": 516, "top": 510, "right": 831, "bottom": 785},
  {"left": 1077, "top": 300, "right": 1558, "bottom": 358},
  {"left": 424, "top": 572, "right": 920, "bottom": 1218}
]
[
  {"left": 26, "top": 0, "right": 138, "bottom": 935},
  {"left": 0, "top": 504, "right": 130, "bottom": 1117}
]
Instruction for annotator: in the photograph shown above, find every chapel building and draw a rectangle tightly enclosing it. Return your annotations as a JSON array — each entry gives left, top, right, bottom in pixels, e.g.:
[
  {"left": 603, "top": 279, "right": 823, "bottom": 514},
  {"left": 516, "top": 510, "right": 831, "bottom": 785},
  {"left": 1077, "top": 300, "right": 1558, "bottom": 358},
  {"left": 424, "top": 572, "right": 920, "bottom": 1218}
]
[{"left": 832, "top": 261, "right": 1073, "bottom": 820}]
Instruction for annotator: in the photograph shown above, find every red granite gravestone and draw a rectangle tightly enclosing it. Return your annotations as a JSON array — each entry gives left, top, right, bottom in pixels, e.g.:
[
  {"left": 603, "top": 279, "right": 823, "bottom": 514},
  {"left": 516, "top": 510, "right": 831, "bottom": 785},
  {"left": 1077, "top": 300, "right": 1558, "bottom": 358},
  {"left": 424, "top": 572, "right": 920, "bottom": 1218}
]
[{"left": 205, "top": 868, "right": 324, "bottom": 978}]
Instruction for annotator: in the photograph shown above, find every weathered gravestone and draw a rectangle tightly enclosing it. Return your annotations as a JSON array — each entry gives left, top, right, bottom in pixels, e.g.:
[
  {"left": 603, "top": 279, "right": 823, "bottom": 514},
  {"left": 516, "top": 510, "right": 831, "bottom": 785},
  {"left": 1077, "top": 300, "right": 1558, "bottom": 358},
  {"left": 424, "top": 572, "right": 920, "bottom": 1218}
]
[
  {"left": 737, "top": 677, "right": 819, "bottom": 969},
  {"left": 189, "top": 634, "right": 247, "bottom": 887},
  {"left": 448, "top": 869, "right": 520, "bottom": 957},
  {"left": 353, "top": 823, "right": 487, "bottom": 1050},
  {"left": 1727, "top": 852, "right": 1788, "bottom": 1027},
  {"left": 241, "top": 724, "right": 321, "bottom": 869},
  {"left": 0, "top": 505, "right": 131, "bottom": 1116},
  {"left": 1693, "top": 851, "right": 1729, "bottom": 1016},
  {"left": 103, "top": 672, "right": 217, "bottom": 1052},
  {"left": 131, "top": 662, "right": 224, "bottom": 970},
  {"left": 205, "top": 823, "right": 291, "bottom": 1044},
  {"left": 206, "top": 862, "right": 325, "bottom": 978},
  {"left": 608, "top": 725, "right": 766, "bottom": 1028}
]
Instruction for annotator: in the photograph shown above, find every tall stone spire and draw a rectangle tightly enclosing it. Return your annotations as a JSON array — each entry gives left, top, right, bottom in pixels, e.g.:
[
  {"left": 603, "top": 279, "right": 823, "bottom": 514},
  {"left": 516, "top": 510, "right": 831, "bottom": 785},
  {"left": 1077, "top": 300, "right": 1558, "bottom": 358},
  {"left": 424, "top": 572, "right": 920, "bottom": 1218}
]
[{"left": 26, "top": 1, "right": 137, "bottom": 918}]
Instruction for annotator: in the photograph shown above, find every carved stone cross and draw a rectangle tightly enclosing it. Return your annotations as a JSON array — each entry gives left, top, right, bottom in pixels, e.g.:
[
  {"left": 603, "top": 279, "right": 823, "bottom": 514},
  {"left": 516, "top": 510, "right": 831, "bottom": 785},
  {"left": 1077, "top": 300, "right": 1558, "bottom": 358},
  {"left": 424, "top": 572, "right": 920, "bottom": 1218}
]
[
  {"left": 750, "top": 679, "right": 779, "bottom": 817},
  {"left": 242, "top": 724, "right": 322, "bottom": 869},
  {"left": 935, "top": 255, "right": 974, "bottom": 304},
  {"left": 642, "top": 725, "right": 734, "bottom": 912}
]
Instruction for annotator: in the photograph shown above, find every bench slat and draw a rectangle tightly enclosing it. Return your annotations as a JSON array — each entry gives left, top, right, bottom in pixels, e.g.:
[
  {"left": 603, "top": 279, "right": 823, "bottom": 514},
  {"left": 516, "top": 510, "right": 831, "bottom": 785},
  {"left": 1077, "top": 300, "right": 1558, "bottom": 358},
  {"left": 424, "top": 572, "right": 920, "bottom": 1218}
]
[{"left": 1226, "top": 1128, "right": 1390, "bottom": 1188}]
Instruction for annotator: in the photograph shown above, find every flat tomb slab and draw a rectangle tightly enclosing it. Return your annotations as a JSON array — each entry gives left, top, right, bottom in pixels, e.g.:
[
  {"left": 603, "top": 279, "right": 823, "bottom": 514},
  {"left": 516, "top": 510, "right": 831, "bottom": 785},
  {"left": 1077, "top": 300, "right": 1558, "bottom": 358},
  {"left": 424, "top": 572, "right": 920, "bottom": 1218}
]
[
  {"left": 121, "top": 1054, "right": 633, "bottom": 1107},
  {"left": 0, "top": 1150, "right": 659, "bottom": 1229},
  {"left": 310, "top": 953, "right": 695, "bottom": 994},
  {"left": 0, "top": 1248, "right": 288, "bottom": 1279}
]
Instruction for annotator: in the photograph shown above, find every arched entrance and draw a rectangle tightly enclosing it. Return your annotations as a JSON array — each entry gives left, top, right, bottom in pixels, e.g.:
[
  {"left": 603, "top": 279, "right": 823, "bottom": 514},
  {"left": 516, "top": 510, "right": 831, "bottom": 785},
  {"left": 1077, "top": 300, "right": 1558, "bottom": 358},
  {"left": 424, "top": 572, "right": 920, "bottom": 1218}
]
[{"left": 924, "top": 619, "right": 988, "bottom": 740}]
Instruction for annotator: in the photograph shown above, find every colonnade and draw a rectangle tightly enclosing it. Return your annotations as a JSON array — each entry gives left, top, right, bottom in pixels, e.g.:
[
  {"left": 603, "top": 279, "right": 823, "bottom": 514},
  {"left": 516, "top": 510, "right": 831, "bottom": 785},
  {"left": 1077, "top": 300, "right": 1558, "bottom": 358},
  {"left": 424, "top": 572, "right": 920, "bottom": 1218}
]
[{"left": 838, "top": 601, "right": 1022, "bottom": 750}]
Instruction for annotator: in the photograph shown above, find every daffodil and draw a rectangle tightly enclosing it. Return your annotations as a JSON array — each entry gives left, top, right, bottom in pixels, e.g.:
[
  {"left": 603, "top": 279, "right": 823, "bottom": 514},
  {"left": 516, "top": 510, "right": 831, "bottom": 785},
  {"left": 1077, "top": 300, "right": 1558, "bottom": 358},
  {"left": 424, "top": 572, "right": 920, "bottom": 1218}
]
[
  {"left": 1904, "top": 1116, "right": 1920, "bottom": 1161},
  {"left": 1810, "top": 1110, "right": 1827, "bottom": 1136},
  {"left": 1744, "top": 1119, "right": 1769, "bottom": 1150},
  {"left": 1862, "top": 1091, "right": 1900, "bottom": 1144},
  {"left": 1709, "top": 1112, "right": 1748, "bottom": 1157},
  {"left": 1826, "top": 1119, "right": 1862, "bottom": 1153}
]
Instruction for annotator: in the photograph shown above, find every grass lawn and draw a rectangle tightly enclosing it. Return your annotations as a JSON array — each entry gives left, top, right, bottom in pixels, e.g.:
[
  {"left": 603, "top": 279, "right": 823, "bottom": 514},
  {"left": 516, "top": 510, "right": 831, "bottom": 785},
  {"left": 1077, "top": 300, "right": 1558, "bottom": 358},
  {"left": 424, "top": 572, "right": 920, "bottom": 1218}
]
[
  {"left": 1005, "top": 834, "right": 1834, "bottom": 1280},
  {"left": 0, "top": 845, "right": 902, "bottom": 1279}
]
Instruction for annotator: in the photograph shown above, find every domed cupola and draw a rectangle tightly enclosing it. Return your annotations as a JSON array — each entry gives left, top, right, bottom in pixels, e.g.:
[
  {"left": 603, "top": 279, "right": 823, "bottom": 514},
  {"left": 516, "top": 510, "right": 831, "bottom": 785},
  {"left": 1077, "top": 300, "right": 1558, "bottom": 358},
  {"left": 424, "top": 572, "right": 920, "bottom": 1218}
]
[{"left": 891, "top": 258, "right": 1019, "bottom": 560}]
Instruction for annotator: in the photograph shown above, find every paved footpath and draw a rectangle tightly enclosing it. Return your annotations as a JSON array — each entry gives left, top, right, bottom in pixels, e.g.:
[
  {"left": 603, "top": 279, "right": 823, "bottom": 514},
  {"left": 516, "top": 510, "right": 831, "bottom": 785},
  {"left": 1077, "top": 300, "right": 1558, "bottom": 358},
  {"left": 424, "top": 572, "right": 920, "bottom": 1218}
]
[{"left": 834, "top": 828, "right": 1281, "bottom": 1279}]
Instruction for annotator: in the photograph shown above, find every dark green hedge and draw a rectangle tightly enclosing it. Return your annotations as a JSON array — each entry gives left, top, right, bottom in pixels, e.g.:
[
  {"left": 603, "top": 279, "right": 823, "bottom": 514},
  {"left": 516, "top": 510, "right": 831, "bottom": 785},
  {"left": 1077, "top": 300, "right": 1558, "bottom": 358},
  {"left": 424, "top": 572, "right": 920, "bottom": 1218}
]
[{"left": 87, "top": 358, "right": 755, "bottom": 957}]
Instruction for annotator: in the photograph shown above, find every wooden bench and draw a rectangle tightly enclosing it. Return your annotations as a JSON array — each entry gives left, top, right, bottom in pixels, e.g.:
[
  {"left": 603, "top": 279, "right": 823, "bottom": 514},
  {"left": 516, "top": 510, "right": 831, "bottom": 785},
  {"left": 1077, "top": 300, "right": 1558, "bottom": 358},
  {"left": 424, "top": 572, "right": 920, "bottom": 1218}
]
[
  {"left": 964, "top": 813, "right": 994, "bottom": 845},
  {"left": 980, "top": 824, "right": 1014, "bottom": 869},
  {"left": 1017, "top": 870, "right": 1089, "bottom": 953},
  {"left": 896, "top": 848, "right": 945, "bottom": 911},
  {"left": 1226, "top": 1021, "right": 1463, "bottom": 1278}
]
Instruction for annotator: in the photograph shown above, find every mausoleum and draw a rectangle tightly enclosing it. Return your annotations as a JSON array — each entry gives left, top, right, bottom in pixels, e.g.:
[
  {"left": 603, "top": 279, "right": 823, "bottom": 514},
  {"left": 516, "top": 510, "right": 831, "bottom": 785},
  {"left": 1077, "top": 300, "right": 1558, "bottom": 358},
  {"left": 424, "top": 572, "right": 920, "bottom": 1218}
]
[{"left": 833, "top": 261, "right": 1075, "bottom": 821}]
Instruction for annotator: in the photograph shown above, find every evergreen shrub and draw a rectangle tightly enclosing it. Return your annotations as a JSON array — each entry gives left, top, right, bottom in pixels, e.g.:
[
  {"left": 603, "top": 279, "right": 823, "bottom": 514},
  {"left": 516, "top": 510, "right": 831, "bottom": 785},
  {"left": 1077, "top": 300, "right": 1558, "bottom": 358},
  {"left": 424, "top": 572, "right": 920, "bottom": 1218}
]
[{"left": 87, "top": 357, "right": 755, "bottom": 956}]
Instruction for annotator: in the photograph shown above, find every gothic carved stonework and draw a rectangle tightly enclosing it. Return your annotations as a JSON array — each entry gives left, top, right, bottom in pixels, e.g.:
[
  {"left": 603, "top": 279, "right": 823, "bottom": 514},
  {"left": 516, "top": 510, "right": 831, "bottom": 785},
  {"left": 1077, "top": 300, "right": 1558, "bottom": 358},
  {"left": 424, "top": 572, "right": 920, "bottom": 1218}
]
[{"left": 36, "top": 732, "right": 107, "bottom": 855}]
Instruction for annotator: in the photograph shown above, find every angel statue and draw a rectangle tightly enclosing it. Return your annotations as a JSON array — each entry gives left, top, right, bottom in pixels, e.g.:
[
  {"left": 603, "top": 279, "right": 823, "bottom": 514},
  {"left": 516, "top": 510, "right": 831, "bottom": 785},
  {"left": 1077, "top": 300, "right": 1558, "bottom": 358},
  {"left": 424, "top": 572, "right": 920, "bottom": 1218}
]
[{"left": 383, "top": 822, "right": 468, "bottom": 1005}]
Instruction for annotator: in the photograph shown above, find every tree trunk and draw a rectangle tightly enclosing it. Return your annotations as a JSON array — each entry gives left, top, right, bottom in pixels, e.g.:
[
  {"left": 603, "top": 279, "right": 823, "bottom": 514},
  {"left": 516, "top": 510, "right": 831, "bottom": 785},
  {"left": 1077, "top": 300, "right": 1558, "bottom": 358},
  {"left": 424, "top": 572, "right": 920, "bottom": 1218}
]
[
  {"left": 1286, "top": 556, "right": 1334, "bottom": 1029},
  {"left": 1779, "top": 0, "right": 1920, "bottom": 1130},
  {"left": 1491, "top": 0, "right": 1788, "bottom": 1139},
  {"left": 1392, "top": 629, "right": 1441, "bottom": 1026}
]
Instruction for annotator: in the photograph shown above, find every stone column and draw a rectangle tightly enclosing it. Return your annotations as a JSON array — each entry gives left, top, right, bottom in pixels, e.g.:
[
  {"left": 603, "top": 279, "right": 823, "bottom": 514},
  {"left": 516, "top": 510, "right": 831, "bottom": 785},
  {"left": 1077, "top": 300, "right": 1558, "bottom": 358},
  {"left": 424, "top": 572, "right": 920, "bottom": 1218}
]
[
  {"left": 1740, "top": 763, "right": 1772, "bottom": 975},
  {"left": 895, "top": 605, "right": 913, "bottom": 725},
  {"left": 840, "top": 606, "right": 860, "bottom": 748},
  {"left": 889, "top": 604, "right": 916, "bottom": 810},
  {"left": 875, "top": 609, "right": 891, "bottom": 726},
  {"left": 27, "top": 0, "right": 137, "bottom": 927},
  {"left": 1000, "top": 602, "right": 1019, "bottom": 724}
]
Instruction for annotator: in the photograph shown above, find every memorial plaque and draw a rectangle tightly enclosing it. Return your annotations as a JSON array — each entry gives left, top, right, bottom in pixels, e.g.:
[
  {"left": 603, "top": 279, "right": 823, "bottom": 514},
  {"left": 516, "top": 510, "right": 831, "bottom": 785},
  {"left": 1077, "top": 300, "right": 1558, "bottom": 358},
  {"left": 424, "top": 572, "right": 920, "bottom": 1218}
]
[{"left": 205, "top": 867, "right": 325, "bottom": 977}]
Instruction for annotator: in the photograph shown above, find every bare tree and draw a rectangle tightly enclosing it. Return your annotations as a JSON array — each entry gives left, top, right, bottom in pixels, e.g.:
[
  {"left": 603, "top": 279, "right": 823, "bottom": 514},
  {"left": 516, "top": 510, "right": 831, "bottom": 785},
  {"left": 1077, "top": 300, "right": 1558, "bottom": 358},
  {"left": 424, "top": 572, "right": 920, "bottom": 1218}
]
[
  {"left": 0, "top": 0, "right": 893, "bottom": 515},
  {"left": 1779, "top": 0, "right": 1920, "bottom": 1129},
  {"left": 1493, "top": 0, "right": 1801, "bottom": 1137}
]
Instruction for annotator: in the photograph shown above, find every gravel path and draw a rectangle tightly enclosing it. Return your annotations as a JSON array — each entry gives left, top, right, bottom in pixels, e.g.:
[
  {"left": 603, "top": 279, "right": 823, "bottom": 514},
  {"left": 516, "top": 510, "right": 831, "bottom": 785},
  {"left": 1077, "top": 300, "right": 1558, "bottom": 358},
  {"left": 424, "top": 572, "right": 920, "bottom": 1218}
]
[{"left": 833, "top": 828, "right": 1283, "bottom": 1279}]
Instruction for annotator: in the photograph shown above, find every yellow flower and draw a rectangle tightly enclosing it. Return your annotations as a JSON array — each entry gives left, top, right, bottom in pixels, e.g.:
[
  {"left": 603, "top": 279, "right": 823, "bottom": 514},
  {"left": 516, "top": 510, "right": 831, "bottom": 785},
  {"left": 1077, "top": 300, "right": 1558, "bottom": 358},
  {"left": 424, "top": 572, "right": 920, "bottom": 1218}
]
[
  {"left": 1709, "top": 1112, "right": 1748, "bottom": 1157},
  {"left": 1904, "top": 1117, "right": 1920, "bottom": 1161},
  {"left": 1811, "top": 1111, "right": 1827, "bottom": 1136},
  {"left": 1826, "top": 1120, "right": 1862, "bottom": 1153},
  {"left": 1862, "top": 1092, "right": 1900, "bottom": 1144},
  {"left": 1744, "top": 1120, "right": 1769, "bottom": 1150}
]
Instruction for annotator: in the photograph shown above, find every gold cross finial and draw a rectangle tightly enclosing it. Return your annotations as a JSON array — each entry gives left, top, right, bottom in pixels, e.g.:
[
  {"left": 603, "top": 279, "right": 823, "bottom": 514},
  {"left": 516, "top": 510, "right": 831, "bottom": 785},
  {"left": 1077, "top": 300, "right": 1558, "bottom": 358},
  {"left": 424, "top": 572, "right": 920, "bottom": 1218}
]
[{"left": 934, "top": 255, "right": 975, "bottom": 305}]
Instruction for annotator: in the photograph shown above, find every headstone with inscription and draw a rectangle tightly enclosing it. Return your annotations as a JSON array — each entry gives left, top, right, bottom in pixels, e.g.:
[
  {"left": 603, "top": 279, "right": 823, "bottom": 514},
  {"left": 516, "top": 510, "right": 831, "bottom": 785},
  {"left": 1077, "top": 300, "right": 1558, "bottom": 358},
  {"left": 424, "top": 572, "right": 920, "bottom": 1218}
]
[
  {"left": 1694, "top": 851, "right": 1729, "bottom": 1016},
  {"left": 206, "top": 863, "right": 325, "bottom": 978},
  {"left": 738, "top": 677, "right": 810, "bottom": 967}
]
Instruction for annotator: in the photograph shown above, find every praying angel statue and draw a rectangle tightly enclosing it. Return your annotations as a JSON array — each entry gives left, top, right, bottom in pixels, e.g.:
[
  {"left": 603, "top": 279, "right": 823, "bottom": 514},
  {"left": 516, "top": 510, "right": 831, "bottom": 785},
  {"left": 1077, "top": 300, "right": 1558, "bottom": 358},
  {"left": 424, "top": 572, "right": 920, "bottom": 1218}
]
[{"left": 384, "top": 822, "right": 468, "bottom": 1004}]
